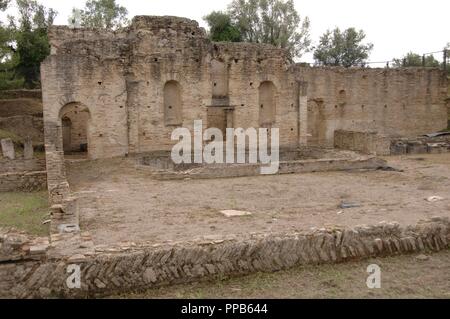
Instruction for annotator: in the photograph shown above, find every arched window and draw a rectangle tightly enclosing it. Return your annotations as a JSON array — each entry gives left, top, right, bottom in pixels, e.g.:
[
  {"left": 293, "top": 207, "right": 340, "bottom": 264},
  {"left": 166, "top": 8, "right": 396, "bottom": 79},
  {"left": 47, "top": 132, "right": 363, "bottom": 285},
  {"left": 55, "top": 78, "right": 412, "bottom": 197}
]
[
  {"left": 164, "top": 80, "right": 182, "bottom": 126},
  {"left": 259, "top": 81, "right": 276, "bottom": 126}
]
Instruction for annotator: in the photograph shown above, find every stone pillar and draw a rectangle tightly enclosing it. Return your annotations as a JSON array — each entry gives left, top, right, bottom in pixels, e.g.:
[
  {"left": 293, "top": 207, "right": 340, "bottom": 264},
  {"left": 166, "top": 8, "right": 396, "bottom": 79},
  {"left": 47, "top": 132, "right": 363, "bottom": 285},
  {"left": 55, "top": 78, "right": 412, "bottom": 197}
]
[
  {"left": 298, "top": 82, "right": 309, "bottom": 147},
  {"left": 1, "top": 138, "right": 15, "bottom": 159},
  {"left": 24, "top": 136, "right": 34, "bottom": 160}
]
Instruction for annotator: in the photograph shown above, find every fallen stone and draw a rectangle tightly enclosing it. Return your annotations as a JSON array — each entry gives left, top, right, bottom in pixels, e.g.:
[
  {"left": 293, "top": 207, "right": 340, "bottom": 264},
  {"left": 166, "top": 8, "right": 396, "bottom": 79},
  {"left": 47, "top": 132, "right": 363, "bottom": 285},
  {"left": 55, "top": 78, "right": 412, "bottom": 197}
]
[
  {"left": 426, "top": 196, "right": 444, "bottom": 203},
  {"left": 416, "top": 254, "right": 430, "bottom": 261},
  {"left": 220, "top": 210, "right": 253, "bottom": 217},
  {"left": 29, "top": 245, "right": 48, "bottom": 255},
  {"left": 58, "top": 224, "right": 80, "bottom": 234},
  {"left": 340, "top": 203, "right": 361, "bottom": 209},
  {"left": 94, "top": 278, "right": 106, "bottom": 289},
  {"left": 23, "top": 136, "right": 34, "bottom": 160},
  {"left": 68, "top": 254, "right": 87, "bottom": 263},
  {"left": 1, "top": 138, "right": 15, "bottom": 160}
]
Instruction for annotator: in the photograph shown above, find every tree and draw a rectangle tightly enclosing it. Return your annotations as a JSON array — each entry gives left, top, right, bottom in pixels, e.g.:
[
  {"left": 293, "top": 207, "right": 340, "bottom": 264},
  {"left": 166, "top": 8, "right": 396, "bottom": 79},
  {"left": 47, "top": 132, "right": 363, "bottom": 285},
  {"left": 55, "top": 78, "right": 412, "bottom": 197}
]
[
  {"left": 393, "top": 52, "right": 440, "bottom": 68},
  {"left": 204, "top": 11, "right": 241, "bottom": 42},
  {"left": 313, "top": 27, "right": 374, "bottom": 67},
  {"left": 8, "top": 0, "right": 57, "bottom": 88},
  {"left": 69, "top": 0, "right": 129, "bottom": 29},
  {"left": 0, "top": 0, "right": 9, "bottom": 11},
  {"left": 208, "top": 0, "right": 311, "bottom": 58}
]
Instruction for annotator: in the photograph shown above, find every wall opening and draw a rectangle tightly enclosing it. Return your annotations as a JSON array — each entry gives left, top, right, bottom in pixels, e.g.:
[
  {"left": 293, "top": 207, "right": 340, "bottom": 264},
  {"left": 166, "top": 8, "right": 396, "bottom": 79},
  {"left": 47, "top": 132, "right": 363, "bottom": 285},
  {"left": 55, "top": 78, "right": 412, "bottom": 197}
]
[
  {"left": 59, "top": 103, "right": 91, "bottom": 158},
  {"left": 164, "top": 80, "right": 182, "bottom": 126},
  {"left": 259, "top": 81, "right": 276, "bottom": 127}
]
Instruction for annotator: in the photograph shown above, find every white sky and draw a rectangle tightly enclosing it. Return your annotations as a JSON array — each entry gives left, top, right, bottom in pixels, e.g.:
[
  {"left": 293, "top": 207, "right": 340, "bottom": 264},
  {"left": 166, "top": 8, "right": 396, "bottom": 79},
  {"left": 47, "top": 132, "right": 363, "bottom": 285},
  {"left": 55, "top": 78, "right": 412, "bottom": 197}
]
[{"left": 2, "top": 0, "right": 449, "bottom": 63}]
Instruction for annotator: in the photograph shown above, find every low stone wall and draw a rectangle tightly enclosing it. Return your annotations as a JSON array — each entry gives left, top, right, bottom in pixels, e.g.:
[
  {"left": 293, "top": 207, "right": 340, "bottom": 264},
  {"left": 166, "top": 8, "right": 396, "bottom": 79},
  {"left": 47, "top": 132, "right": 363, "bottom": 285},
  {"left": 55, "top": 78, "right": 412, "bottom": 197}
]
[
  {"left": 0, "top": 158, "right": 46, "bottom": 173},
  {"left": 391, "top": 136, "right": 450, "bottom": 155},
  {"left": 138, "top": 156, "right": 387, "bottom": 180},
  {"left": 0, "top": 171, "right": 47, "bottom": 192},
  {"left": 334, "top": 130, "right": 391, "bottom": 156},
  {"left": 0, "top": 217, "right": 448, "bottom": 299}
]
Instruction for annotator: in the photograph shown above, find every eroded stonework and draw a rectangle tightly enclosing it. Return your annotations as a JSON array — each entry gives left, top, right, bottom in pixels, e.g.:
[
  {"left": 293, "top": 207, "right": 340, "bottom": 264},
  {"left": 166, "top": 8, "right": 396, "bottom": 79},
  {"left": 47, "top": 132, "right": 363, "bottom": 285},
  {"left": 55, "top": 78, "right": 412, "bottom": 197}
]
[{"left": 40, "top": 15, "right": 448, "bottom": 228}]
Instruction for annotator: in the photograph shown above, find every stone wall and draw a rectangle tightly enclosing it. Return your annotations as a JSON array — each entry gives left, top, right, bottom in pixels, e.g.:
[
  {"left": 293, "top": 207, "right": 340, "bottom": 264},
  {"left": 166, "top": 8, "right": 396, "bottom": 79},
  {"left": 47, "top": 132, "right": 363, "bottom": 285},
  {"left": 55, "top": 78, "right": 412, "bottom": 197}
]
[
  {"left": 390, "top": 135, "right": 450, "bottom": 155},
  {"left": 40, "top": 15, "right": 448, "bottom": 231},
  {"left": 42, "top": 16, "right": 448, "bottom": 163},
  {"left": 295, "top": 66, "right": 448, "bottom": 146},
  {"left": 0, "top": 171, "right": 47, "bottom": 192},
  {"left": 0, "top": 158, "right": 46, "bottom": 173},
  {"left": 0, "top": 116, "right": 44, "bottom": 147},
  {"left": 0, "top": 139, "right": 47, "bottom": 192},
  {"left": 0, "top": 217, "right": 448, "bottom": 299},
  {"left": 334, "top": 130, "right": 391, "bottom": 156}
]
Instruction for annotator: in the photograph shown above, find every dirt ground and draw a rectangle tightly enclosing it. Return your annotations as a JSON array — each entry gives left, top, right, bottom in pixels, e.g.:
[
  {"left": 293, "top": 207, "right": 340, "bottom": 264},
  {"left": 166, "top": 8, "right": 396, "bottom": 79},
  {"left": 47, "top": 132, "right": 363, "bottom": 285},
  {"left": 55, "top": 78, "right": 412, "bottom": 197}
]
[
  {"left": 67, "top": 153, "right": 450, "bottom": 246},
  {"left": 115, "top": 249, "right": 450, "bottom": 299}
]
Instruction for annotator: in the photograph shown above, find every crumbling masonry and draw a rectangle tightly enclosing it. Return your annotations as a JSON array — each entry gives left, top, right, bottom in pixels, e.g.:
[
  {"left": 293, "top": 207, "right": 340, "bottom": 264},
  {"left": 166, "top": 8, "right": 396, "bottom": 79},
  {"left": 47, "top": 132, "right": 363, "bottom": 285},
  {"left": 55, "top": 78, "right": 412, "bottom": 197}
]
[{"left": 40, "top": 16, "right": 448, "bottom": 230}]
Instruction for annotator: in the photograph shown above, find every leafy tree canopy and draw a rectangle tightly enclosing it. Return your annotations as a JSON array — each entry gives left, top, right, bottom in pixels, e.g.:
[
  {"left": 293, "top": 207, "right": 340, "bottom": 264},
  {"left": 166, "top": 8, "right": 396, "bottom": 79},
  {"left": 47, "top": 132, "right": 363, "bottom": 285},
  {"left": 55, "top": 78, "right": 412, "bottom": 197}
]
[
  {"left": 0, "top": 0, "right": 9, "bottom": 11},
  {"left": 313, "top": 27, "right": 374, "bottom": 68},
  {"left": 69, "top": 0, "right": 129, "bottom": 29},
  {"left": 205, "top": 0, "right": 311, "bottom": 59},
  {"left": 6, "top": 0, "right": 57, "bottom": 88},
  {"left": 393, "top": 52, "right": 440, "bottom": 68},
  {"left": 204, "top": 11, "right": 241, "bottom": 42}
]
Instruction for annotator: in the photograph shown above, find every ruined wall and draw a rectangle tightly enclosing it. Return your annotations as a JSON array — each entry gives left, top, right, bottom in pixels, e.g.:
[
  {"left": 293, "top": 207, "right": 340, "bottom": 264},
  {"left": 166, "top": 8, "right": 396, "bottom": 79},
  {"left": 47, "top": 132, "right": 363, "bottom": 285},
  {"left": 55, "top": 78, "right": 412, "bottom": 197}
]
[
  {"left": 334, "top": 130, "right": 391, "bottom": 156},
  {"left": 210, "top": 42, "right": 297, "bottom": 147},
  {"left": 0, "top": 139, "right": 47, "bottom": 192},
  {"left": 42, "top": 16, "right": 448, "bottom": 164},
  {"left": 42, "top": 28, "right": 129, "bottom": 160},
  {"left": 1, "top": 217, "right": 449, "bottom": 298},
  {"left": 0, "top": 116, "right": 44, "bottom": 146},
  {"left": 294, "top": 66, "right": 448, "bottom": 146}
]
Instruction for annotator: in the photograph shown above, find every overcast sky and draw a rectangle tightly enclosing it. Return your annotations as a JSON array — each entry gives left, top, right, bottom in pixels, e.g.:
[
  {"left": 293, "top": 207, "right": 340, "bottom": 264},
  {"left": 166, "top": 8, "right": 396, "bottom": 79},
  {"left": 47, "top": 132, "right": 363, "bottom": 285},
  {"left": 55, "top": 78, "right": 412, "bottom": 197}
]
[{"left": 2, "top": 0, "right": 449, "bottom": 63}]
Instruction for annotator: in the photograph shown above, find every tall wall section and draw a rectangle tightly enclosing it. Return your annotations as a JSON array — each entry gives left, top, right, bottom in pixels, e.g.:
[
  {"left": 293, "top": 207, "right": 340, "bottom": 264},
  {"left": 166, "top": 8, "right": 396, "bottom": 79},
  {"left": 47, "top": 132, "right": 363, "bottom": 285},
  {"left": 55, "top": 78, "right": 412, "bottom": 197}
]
[{"left": 293, "top": 66, "right": 448, "bottom": 146}]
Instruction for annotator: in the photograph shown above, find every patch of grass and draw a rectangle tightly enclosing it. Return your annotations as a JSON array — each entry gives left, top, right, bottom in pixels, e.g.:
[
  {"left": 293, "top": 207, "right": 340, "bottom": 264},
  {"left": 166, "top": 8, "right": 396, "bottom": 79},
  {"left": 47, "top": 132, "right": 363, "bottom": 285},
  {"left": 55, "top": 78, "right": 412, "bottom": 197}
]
[
  {"left": 0, "top": 128, "right": 22, "bottom": 145},
  {"left": 0, "top": 191, "right": 49, "bottom": 236}
]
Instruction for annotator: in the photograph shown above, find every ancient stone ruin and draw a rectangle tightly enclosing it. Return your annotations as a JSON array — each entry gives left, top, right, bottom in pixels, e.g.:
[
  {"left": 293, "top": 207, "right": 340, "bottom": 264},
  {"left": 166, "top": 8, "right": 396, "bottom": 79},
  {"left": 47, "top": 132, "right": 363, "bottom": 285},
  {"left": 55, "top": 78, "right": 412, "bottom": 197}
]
[
  {"left": 0, "top": 15, "right": 449, "bottom": 298},
  {"left": 41, "top": 15, "right": 447, "bottom": 212}
]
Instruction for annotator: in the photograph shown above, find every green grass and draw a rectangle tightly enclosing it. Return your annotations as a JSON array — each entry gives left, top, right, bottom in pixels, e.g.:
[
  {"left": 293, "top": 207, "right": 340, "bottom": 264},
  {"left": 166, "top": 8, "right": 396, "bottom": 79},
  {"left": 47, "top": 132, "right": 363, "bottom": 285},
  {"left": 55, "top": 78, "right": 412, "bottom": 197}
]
[
  {"left": 0, "top": 192, "right": 49, "bottom": 236},
  {"left": 0, "top": 128, "right": 23, "bottom": 145}
]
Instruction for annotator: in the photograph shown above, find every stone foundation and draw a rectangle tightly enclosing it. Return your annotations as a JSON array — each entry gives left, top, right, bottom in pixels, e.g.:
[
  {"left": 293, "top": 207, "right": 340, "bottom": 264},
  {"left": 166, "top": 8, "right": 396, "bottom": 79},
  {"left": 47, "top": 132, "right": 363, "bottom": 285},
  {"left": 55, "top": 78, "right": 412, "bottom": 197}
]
[
  {"left": 1, "top": 217, "right": 449, "bottom": 299},
  {"left": 334, "top": 130, "right": 391, "bottom": 156},
  {"left": 0, "top": 145, "right": 47, "bottom": 192},
  {"left": 0, "top": 171, "right": 47, "bottom": 192},
  {"left": 391, "top": 135, "right": 450, "bottom": 155}
]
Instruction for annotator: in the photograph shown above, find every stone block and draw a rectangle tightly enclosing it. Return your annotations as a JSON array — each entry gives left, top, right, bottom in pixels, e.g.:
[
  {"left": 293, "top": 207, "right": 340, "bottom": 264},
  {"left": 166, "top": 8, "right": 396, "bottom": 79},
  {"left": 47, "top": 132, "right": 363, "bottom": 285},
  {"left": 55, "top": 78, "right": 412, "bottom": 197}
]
[
  {"left": 1, "top": 139, "right": 15, "bottom": 160},
  {"left": 23, "top": 137, "right": 34, "bottom": 160}
]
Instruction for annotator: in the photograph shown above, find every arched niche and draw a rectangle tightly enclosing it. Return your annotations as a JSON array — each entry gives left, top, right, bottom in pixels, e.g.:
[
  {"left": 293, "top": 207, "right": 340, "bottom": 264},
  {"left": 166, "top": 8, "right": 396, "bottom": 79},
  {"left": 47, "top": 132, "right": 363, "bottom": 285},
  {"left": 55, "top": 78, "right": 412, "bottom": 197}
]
[
  {"left": 164, "top": 80, "right": 182, "bottom": 126},
  {"left": 211, "top": 59, "right": 229, "bottom": 98},
  {"left": 259, "top": 81, "right": 277, "bottom": 126}
]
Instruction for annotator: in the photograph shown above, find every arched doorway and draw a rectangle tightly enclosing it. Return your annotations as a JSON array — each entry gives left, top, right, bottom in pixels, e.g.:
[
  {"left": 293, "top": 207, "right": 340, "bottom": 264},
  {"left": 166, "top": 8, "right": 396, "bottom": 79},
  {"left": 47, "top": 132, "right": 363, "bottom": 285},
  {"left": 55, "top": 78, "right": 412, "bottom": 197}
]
[{"left": 59, "top": 103, "right": 91, "bottom": 158}]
